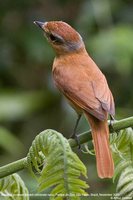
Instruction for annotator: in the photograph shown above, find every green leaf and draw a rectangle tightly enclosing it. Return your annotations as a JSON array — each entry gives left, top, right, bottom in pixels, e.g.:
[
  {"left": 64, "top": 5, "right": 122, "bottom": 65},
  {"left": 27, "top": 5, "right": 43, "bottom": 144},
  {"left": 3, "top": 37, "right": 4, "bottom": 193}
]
[
  {"left": 27, "top": 129, "right": 89, "bottom": 199},
  {"left": 0, "top": 174, "right": 29, "bottom": 200},
  {"left": 111, "top": 128, "right": 133, "bottom": 197}
]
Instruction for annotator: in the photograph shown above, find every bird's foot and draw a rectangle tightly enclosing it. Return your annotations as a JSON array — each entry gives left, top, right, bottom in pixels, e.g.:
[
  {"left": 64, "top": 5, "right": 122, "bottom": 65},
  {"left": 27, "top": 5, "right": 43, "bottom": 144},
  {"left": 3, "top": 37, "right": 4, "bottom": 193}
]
[
  {"left": 109, "top": 115, "right": 116, "bottom": 133},
  {"left": 70, "top": 133, "right": 81, "bottom": 149}
]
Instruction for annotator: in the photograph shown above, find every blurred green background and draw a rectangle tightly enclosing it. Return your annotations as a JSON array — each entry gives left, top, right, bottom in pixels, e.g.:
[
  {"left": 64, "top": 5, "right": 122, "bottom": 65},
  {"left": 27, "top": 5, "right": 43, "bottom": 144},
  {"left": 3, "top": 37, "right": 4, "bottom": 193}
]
[{"left": 0, "top": 0, "right": 133, "bottom": 199}]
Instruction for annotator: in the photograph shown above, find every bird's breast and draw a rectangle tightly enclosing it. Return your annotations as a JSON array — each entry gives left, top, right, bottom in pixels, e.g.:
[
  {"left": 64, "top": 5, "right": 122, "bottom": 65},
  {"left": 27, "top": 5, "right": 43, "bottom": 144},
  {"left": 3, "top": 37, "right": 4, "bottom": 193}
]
[{"left": 52, "top": 65, "right": 69, "bottom": 93}]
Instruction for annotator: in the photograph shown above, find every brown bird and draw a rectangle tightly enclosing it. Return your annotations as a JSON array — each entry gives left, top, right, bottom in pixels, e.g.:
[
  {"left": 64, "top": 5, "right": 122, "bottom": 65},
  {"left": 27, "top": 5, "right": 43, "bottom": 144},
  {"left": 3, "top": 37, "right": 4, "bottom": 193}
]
[{"left": 34, "top": 20, "right": 115, "bottom": 178}]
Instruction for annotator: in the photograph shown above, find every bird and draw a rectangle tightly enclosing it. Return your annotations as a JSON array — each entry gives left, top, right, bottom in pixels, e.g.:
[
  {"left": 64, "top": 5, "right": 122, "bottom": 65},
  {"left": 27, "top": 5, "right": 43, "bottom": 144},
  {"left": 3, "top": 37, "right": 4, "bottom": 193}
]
[{"left": 34, "top": 20, "right": 115, "bottom": 178}]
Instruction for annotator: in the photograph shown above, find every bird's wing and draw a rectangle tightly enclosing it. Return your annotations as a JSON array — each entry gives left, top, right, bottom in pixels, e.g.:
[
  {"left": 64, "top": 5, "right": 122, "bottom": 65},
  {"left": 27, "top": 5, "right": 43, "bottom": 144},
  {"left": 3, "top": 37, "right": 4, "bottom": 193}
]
[
  {"left": 54, "top": 68, "right": 115, "bottom": 121},
  {"left": 63, "top": 82, "right": 106, "bottom": 120},
  {"left": 92, "top": 75, "right": 115, "bottom": 117}
]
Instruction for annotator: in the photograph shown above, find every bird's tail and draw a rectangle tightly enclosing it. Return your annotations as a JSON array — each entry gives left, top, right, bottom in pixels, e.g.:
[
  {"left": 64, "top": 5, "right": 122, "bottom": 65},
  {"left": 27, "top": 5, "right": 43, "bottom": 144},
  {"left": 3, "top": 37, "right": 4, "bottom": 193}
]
[{"left": 85, "top": 113, "right": 114, "bottom": 178}]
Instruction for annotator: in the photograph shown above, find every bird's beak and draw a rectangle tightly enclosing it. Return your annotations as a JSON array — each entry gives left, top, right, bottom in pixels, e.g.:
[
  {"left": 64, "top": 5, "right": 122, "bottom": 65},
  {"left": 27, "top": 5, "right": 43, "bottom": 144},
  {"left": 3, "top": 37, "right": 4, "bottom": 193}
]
[{"left": 34, "top": 21, "right": 45, "bottom": 31}]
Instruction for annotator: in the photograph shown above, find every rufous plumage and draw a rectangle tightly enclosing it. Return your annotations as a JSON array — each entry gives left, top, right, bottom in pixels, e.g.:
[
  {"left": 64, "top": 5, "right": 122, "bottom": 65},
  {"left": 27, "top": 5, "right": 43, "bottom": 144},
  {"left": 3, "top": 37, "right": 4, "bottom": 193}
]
[{"left": 34, "top": 20, "right": 115, "bottom": 178}]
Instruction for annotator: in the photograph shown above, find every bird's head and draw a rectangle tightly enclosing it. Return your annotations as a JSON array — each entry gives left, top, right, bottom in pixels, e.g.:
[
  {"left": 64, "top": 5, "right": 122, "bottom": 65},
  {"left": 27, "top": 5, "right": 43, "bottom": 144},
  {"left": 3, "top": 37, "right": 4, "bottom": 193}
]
[{"left": 34, "top": 21, "right": 85, "bottom": 56}]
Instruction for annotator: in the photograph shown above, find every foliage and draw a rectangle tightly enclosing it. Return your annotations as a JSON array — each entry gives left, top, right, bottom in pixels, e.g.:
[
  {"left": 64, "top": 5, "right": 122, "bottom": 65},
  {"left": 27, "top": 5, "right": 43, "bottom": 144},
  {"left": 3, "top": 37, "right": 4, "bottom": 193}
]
[
  {"left": 111, "top": 128, "right": 133, "bottom": 197},
  {"left": 1, "top": 123, "right": 133, "bottom": 199},
  {"left": 0, "top": 173, "right": 29, "bottom": 200},
  {"left": 27, "top": 129, "right": 89, "bottom": 200}
]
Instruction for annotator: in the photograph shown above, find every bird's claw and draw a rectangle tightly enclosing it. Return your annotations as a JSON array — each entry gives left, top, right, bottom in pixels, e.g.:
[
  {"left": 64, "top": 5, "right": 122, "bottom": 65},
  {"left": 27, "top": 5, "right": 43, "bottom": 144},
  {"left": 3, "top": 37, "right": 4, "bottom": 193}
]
[
  {"left": 109, "top": 115, "right": 115, "bottom": 133},
  {"left": 70, "top": 133, "right": 81, "bottom": 149}
]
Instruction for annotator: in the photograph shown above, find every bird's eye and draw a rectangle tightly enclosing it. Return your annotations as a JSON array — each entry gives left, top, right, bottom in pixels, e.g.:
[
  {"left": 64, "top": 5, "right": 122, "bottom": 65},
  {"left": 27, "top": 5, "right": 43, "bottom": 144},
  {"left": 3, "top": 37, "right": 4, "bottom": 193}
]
[
  {"left": 49, "top": 34, "right": 57, "bottom": 41},
  {"left": 49, "top": 34, "right": 63, "bottom": 44}
]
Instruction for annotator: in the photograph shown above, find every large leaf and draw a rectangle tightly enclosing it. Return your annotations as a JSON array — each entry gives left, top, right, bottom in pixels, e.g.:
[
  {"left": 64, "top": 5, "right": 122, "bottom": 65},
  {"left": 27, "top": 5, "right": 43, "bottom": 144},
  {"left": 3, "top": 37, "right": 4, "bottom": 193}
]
[
  {"left": 111, "top": 128, "right": 133, "bottom": 197},
  {"left": 27, "top": 129, "right": 89, "bottom": 200}
]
